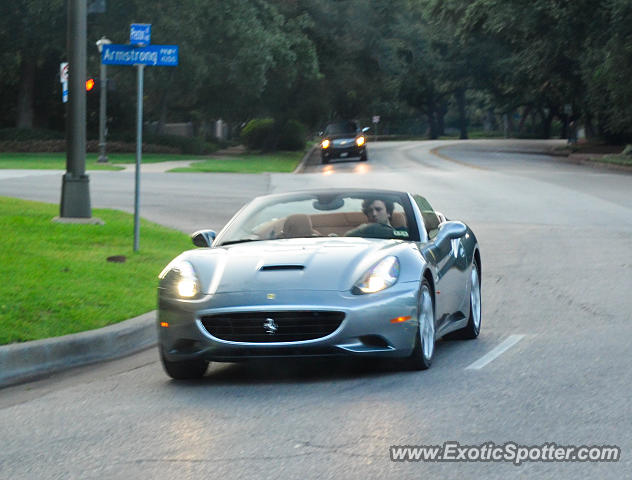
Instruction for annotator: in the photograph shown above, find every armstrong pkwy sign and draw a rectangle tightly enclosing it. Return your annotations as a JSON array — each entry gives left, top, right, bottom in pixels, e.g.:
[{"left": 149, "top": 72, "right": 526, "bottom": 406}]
[
  {"left": 101, "top": 24, "right": 179, "bottom": 251},
  {"left": 101, "top": 44, "right": 178, "bottom": 67}
]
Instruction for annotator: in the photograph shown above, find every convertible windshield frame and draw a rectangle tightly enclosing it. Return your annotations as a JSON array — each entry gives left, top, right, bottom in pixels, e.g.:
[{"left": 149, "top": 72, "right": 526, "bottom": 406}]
[{"left": 213, "top": 190, "right": 422, "bottom": 246}]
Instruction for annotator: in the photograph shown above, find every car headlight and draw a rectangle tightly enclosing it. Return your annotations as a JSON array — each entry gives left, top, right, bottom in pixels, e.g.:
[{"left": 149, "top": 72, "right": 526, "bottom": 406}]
[
  {"left": 159, "top": 260, "right": 201, "bottom": 299},
  {"left": 356, "top": 136, "right": 365, "bottom": 147},
  {"left": 353, "top": 256, "right": 400, "bottom": 294},
  {"left": 321, "top": 139, "right": 330, "bottom": 149}
]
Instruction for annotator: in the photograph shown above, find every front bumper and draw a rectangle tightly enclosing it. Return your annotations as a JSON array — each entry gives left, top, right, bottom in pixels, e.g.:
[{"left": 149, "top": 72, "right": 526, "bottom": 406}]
[
  {"left": 158, "top": 282, "right": 419, "bottom": 362},
  {"left": 321, "top": 144, "right": 365, "bottom": 161}
]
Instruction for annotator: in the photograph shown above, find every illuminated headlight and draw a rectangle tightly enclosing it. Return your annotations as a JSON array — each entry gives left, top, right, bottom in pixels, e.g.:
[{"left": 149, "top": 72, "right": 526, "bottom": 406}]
[
  {"left": 356, "top": 136, "right": 365, "bottom": 147},
  {"left": 159, "top": 260, "right": 201, "bottom": 299},
  {"left": 321, "top": 139, "right": 330, "bottom": 149},
  {"left": 353, "top": 256, "right": 400, "bottom": 294}
]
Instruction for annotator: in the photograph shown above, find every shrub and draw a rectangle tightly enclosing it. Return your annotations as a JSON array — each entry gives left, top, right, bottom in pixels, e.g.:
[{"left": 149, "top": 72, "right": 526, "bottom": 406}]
[
  {"left": 241, "top": 118, "right": 274, "bottom": 150},
  {"left": 142, "top": 133, "right": 217, "bottom": 155},
  {"left": 0, "top": 128, "right": 64, "bottom": 141},
  {"left": 278, "top": 120, "right": 307, "bottom": 151}
]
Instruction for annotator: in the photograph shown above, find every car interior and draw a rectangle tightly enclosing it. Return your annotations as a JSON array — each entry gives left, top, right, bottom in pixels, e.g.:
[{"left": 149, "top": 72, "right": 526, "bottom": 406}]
[{"left": 254, "top": 211, "right": 409, "bottom": 239}]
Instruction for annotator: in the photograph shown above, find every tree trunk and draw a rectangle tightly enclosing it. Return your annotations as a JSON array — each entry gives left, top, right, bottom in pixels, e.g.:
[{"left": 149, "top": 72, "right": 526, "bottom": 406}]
[
  {"left": 16, "top": 60, "right": 36, "bottom": 128},
  {"left": 427, "top": 111, "right": 439, "bottom": 140},
  {"left": 584, "top": 113, "right": 596, "bottom": 140},
  {"left": 518, "top": 105, "right": 531, "bottom": 133},
  {"left": 541, "top": 110, "right": 554, "bottom": 139},
  {"left": 437, "top": 101, "right": 447, "bottom": 137},
  {"left": 455, "top": 88, "right": 468, "bottom": 139}
]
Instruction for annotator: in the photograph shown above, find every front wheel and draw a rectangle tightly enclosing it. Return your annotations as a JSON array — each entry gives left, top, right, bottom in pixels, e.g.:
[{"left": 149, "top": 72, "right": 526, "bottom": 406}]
[
  {"left": 451, "top": 260, "right": 481, "bottom": 339},
  {"left": 405, "top": 280, "right": 435, "bottom": 370},
  {"left": 160, "top": 350, "right": 209, "bottom": 379}
]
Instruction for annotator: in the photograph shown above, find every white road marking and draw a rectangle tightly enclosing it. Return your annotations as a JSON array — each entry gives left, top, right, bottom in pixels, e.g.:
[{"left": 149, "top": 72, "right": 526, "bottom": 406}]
[{"left": 465, "top": 334, "right": 526, "bottom": 370}]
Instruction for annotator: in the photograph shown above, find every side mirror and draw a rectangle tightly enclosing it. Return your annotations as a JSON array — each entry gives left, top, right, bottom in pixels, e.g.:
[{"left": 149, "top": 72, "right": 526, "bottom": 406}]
[
  {"left": 434, "top": 221, "right": 466, "bottom": 246},
  {"left": 191, "top": 229, "right": 216, "bottom": 247},
  {"left": 362, "top": 127, "right": 370, "bottom": 133}
]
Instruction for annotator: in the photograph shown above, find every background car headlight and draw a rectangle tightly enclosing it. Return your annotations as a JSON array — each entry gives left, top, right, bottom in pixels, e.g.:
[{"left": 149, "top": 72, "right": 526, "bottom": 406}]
[
  {"left": 356, "top": 136, "right": 365, "bottom": 147},
  {"left": 159, "top": 260, "right": 201, "bottom": 299},
  {"left": 321, "top": 139, "right": 330, "bottom": 149},
  {"left": 353, "top": 256, "right": 400, "bottom": 294}
]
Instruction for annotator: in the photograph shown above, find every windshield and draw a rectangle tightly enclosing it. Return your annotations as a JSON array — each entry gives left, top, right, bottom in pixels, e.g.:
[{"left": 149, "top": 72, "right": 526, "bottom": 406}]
[
  {"left": 215, "top": 192, "right": 420, "bottom": 245},
  {"left": 325, "top": 121, "right": 358, "bottom": 136}
]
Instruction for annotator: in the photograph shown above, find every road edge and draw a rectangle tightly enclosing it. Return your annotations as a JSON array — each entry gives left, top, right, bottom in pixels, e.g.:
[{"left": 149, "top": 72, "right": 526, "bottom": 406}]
[{"left": 293, "top": 144, "right": 318, "bottom": 173}]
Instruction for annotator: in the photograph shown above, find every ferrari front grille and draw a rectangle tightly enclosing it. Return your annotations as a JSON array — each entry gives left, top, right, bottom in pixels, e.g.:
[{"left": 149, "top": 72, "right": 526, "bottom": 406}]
[{"left": 200, "top": 311, "right": 345, "bottom": 343}]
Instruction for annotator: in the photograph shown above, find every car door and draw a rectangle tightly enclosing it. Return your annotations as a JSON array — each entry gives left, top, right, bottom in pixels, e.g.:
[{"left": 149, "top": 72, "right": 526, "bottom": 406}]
[{"left": 413, "top": 195, "right": 464, "bottom": 328}]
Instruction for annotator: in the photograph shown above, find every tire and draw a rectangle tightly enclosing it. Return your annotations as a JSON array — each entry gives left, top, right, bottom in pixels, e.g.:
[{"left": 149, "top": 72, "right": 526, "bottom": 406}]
[
  {"left": 405, "top": 280, "right": 435, "bottom": 370},
  {"left": 451, "top": 259, "right": 481, "bottom": 340},
  {"left": 360, "top": 151, "right": 368, "bottom": 161},
  {"left": 160, "top": 349, "right": 209, "bottom": 379},
  {"left": 321, "top": 155, "right": 330, "bottom": 164}
]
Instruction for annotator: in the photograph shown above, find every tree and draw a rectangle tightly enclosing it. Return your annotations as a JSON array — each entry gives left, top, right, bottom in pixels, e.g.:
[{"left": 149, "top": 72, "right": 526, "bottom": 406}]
[{"left": 0, "top": 0, "right": 66, "bottom": 128}]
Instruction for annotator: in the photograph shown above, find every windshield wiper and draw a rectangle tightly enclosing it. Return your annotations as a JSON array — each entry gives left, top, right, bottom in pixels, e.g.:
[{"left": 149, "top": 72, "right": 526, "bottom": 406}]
[{"left": 220, "top": 238, "right": 263, "bottom": 246}]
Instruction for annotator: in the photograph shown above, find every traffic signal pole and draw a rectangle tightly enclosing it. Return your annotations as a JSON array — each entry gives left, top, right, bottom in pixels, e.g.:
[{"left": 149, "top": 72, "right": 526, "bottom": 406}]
[{"left": 60, "top": 0, "right": 92, "bottom": 218}]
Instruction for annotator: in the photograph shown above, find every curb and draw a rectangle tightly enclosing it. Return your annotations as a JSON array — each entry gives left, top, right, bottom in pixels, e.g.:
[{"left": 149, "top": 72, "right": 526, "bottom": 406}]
[
  {"left": 0, "top": 311, "right": 157, "bottom": 388},
  {"left": 433, "top": 144, "right": 632, "bottom": 174},
  {"left": 557, "top": 154, "right": 632, "bottom": 173},
  {"left": 293, "top": 144, "right": 318, "bottom": 174}
]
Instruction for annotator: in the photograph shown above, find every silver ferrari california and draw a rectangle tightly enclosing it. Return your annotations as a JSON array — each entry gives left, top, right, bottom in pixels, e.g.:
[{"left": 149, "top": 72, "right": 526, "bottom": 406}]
[{"left": 157, "top": 189, "right": 481, "bottom": 379}]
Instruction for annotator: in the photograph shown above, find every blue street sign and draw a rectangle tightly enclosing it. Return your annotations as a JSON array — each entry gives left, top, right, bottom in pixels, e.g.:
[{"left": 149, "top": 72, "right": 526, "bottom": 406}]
[
  {"left": 101, "top": 44, "right": 178, "bottom": 66},
  {"left": 130, "top": 23, "right": 151, "bottom": 46}
]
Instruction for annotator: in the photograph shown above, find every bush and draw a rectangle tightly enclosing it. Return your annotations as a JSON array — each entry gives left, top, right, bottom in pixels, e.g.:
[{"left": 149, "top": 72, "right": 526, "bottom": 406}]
[
  {"left": 0, "top": 128, "right": 64, "bottom": 141},
  {"left": 241, "top": 118, "right": 274, "bottom": 150},
  {"left": 278, "top": 120, "right": 307, "bottom": 151},
  {"left": 142, "top": 133, "right": 217, "bottom": 155}
]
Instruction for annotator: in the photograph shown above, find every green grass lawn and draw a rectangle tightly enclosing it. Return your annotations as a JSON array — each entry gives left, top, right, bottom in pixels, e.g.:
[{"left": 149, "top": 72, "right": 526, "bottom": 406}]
[
  {"left": 170, "top": 151, "right": 304, "bottom": 173},
  {"left": 595, "top": 154, "right": 632, "bottom": 166},
  {"left": 0, "top": 196, "right": 192, "bottom": 344},
  {"left": 0, "top": 153, "right": 206, "bottom": 170},
  {"left": 0, "top": 151, "right": 307, "bottom": 173}
]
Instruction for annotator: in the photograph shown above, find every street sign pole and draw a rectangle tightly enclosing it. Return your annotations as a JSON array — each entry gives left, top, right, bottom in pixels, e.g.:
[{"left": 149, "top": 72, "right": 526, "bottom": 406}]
[
  {"left": 100, "top": 24, "right": 178, "bottom": 251},
  {"left": 133, "top": 64, "right": 144, "bottom": 252},
  {"left": 97, "top": 61, "right": 108, "bottom": 162}
]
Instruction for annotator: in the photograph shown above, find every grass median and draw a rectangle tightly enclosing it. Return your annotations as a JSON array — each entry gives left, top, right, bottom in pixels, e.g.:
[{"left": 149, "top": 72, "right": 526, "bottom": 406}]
[
  {"left": 169, "top": 151, "right": 304, "bottom": 173},
  {"left": 0, "top": 150, "right": 306, "bottom": 172},
  {"left": 596, "top": 154, "right": 632, "bottom": 167},
  {"left": 0, "top": 196, "right": 192, "bottom": 345},
  {"left": 0, "top": 153, "right": 206, "bottom": 170}
]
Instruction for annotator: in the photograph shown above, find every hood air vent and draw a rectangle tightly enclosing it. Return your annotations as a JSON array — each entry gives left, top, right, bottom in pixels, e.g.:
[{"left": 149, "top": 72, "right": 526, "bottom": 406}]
[{"left": 260, "top": 265, "right": 304, "bottom": 271}]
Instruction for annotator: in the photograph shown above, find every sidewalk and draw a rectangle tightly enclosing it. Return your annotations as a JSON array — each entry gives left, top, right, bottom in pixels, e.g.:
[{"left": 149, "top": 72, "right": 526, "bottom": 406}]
[{"left": 112, "top": 145, "right": 249, "bottom": 173}]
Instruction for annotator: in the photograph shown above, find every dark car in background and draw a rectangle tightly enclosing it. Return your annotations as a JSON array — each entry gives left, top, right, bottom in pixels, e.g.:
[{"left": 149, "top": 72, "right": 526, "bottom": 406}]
[{"left": 319, "top": 120, "right": 370, "bottom": 164}]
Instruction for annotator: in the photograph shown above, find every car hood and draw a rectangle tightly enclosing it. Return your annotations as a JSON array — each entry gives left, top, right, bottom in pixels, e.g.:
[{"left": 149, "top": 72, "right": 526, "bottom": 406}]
[{"left": 182, "top": 237, "right": 410, "bottom": 294}]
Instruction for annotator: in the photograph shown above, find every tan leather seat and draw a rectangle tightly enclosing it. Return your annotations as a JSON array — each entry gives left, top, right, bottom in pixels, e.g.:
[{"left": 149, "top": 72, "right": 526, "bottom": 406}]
[
  {"left": 391, "top": 211, "right": 407, "bottom": 228},
  {"left": 282, "top": 214, "right": 320, "bottom": 238}
]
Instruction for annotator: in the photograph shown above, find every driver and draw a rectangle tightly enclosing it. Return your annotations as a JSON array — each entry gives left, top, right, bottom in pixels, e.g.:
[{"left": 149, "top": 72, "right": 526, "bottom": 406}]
[{"left": 345, "top": 198, "right": 399, "bottom": 238}]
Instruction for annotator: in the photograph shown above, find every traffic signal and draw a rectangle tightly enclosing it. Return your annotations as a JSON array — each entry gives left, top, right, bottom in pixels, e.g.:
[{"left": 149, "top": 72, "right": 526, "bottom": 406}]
[{"left": 86, "top": 78, "right": 96, "bottom": 91}]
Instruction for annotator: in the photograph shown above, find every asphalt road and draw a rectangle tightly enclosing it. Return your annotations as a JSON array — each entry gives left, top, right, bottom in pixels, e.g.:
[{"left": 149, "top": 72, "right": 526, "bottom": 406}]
[{"left": 1, "top": 139, "right": 631, "bottom": 479}]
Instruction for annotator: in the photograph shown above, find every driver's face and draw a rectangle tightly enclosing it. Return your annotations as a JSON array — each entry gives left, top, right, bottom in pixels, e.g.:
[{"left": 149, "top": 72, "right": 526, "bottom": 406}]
[{"left": 364, "top": 200, "right": 389, "bottom": 225}]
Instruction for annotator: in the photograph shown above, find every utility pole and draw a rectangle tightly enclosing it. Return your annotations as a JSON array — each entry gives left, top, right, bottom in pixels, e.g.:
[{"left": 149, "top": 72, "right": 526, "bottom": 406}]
[{"left": 60, "top": 0, "right": 92, "bottom": 218}]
